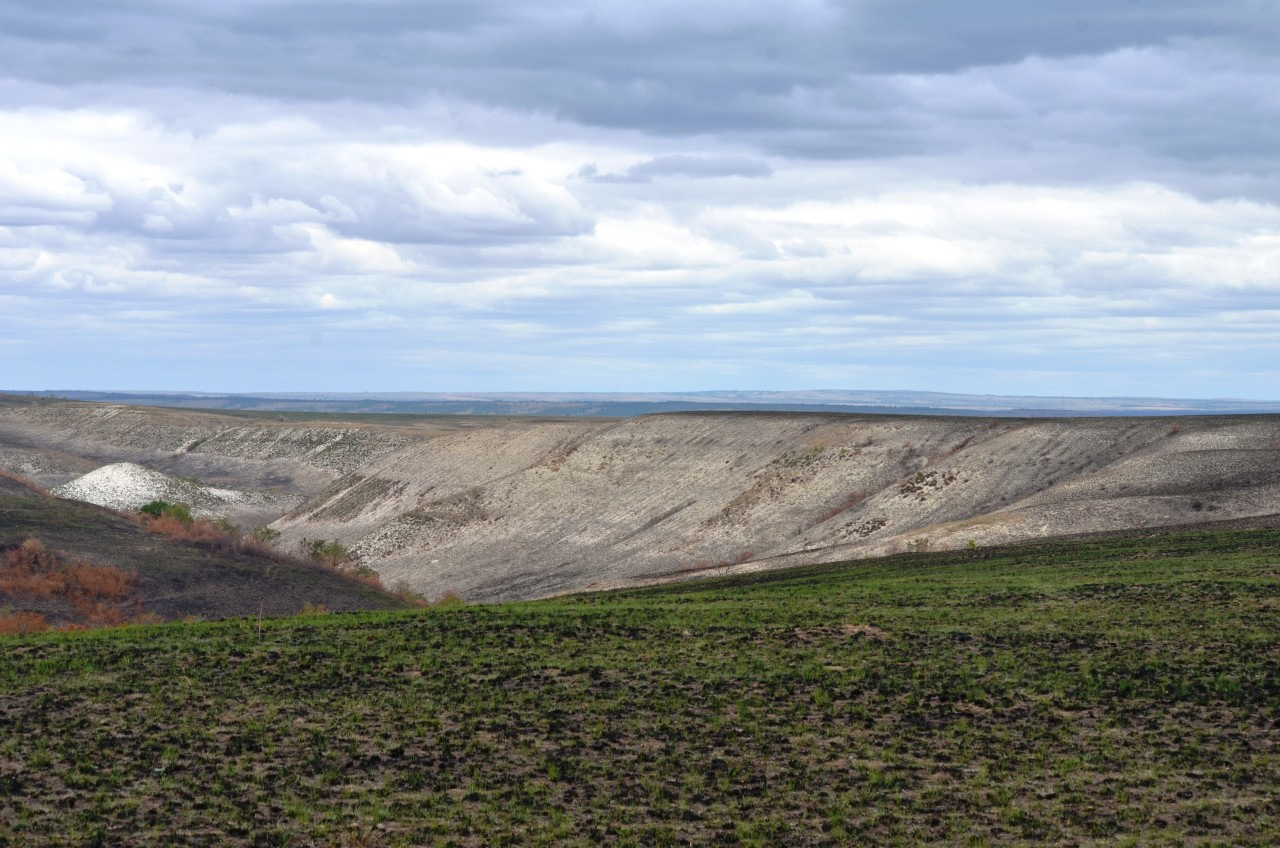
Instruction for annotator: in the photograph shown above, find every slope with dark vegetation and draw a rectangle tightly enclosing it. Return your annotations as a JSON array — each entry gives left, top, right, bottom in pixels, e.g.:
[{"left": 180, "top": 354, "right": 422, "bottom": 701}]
[
  {"left": 2, "top": 528, "right": 1278, "bottom": 845},
  {"left": 0, "top": 485, "right": 410, "bottom": 625}
]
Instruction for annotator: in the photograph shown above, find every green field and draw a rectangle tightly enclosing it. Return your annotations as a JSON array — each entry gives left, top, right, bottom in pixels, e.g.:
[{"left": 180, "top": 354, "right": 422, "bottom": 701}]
[{"left": 3, "top": 530, "right": 1279, "bottom": 846}]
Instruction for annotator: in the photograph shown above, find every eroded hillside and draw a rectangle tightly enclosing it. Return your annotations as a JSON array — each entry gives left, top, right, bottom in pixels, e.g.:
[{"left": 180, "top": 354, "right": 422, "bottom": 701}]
[{"left": 267, "top": 412, "right": 1280, "bottom": 601}]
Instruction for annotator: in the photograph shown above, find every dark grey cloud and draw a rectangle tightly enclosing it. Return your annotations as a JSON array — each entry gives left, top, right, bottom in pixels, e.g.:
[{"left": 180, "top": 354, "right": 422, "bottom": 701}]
[
  {"left": 3, "top": 2, "right": 1275, "bottom": 116},
  {"left": 0, "top": 0, "right": 1274, "bottom": 204}
]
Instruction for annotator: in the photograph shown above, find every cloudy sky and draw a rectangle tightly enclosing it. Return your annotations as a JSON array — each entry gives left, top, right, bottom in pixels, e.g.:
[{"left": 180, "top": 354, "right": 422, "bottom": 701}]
[{"left": 2, "top": 0, "right": 1279, "bottom": 397}]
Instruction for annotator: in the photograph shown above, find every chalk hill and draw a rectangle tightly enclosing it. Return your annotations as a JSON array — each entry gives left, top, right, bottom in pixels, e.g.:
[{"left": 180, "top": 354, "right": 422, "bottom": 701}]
[
  {"left": 52, "top": 462, "right": 301, "bottom": 527},
  {"left": 267, "top": 413, "right": 1280, "bottom": 601}
]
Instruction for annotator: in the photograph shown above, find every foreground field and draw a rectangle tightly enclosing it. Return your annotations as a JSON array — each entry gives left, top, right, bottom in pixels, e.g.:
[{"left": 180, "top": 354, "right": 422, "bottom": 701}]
[{"left": 2, "top": 530, "right": 1279, "bottom": 846}]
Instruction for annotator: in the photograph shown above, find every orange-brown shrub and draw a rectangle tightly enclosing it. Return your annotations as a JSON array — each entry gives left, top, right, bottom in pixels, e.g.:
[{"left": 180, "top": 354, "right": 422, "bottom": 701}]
[
  {"left": 144, "top": 514, "right": 229, "bottom": 544},
  {"left": 1, "top": 539, "right": 67, "bottom": 597},
  {"left": 0, "top": 611, "right": 50, "bottom": 635},
  {"left": 0, "top": 537, "right": 139, "bottom": 630},
  {"left": 65, "top": 560, "right": 134, "bottom": 601},
  {"left": 72, "top": 595, "right": 128, "bottom": 627}
]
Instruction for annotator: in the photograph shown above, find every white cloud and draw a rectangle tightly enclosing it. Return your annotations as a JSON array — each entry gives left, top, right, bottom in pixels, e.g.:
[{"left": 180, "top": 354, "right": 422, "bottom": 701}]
[
  {"left": 687, "top": 290, "right": 819, "bottom": 315},
  {"left": 295, "top": 225, "right": 412, "bottom": 275}
]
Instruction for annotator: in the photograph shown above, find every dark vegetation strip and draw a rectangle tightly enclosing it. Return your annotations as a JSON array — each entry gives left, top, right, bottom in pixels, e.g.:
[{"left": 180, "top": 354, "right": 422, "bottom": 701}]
[
  {"left": 2, "top": 528, "right": 1279, "bottom": 846},
  {"left": 0, "top": 485, "right": 415, "bottom": 626}
]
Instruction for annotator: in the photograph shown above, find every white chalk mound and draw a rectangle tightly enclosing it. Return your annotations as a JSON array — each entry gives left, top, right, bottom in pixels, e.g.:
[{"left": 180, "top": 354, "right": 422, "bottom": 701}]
[{"left": 52, "top": 462, "right": 297, "bottom": 518}]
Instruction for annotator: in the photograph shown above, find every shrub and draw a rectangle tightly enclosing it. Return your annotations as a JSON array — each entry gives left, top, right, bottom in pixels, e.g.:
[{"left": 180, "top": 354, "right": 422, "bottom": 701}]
[
  {"left": 0, "top": 538, "right": 65, "bottom": 597},
  {"left": 249, "top": 526, "right": 282, "bottom": 545},
  {"left": 139, "top": 500, "right": 193, "bottom": 524},
  {"left": 146, "top": 514, "right": 227, "bottom": 544},
  {"left": 300, "top": 538, "right": 355, "bottom": 570},
  {"left": 210, "top": 517, "right": 238, "bottom": 536},
  {"left": 139, "top": 500, "right": 168, "bottom": 518},
  {"left": 432, "top": 590, "right": 465, "bottom": 608},
  {"left": 391, "top": 580, "right": 430, "bottom": 607},
  {"left": 0, "top": 537, "right": 138, "bottom": 631},
  {"left": 66, "top": 560, "right": 134, "bottom": 601}
]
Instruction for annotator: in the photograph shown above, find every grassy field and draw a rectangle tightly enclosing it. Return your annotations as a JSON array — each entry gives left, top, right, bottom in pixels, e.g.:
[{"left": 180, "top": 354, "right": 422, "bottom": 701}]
[{"left": 2, "top": 529, "right": 1278, "bottom": 846}]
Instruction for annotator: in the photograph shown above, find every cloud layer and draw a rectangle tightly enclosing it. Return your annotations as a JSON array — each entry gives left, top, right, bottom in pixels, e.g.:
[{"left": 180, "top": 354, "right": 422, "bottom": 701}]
[{"left": 1, "top": 1, "right": 1278, "bottom": 397}]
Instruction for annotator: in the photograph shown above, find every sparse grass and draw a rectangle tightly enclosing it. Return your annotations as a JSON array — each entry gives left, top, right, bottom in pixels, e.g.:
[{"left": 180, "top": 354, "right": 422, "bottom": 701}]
[
  {"left": 1, "top": 528, "right": 1278, "bottom": 845},
  {"left": 137, "top": 512, "right": 399, "bottom": 598},
  {"left": 0, "top": 468, "right": 45, "bottom": 496}
]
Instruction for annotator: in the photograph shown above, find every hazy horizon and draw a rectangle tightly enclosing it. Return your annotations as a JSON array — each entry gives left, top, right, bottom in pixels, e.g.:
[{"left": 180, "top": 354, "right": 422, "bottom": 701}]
[{"left": 10, "top": 387, "right": 1280, "bottom": 416}]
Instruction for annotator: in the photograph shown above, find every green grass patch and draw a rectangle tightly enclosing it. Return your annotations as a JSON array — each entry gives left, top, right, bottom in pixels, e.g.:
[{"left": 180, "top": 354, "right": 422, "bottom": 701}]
[{"left": 2, "top": 528, "right": 1278, "bottom": 845}]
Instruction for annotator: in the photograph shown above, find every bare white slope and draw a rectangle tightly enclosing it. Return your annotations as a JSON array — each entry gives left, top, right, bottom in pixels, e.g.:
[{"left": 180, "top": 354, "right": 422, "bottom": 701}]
[
  {"left": 52, "top": 462, "right": 300, "bottom": 521},
  {"left": 270, "top": 413, "right": 1280, "bottom": 602}
]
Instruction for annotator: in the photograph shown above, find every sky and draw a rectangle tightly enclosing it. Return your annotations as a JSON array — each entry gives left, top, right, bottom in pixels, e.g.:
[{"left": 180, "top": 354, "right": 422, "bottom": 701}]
[{"left": 1, "top": 0, "right": 1279, "bottom": 397}]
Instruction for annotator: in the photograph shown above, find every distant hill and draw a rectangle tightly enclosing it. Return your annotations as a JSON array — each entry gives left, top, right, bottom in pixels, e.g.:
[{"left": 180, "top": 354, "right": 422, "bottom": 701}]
[{"left": 10, "top": 388, "right": 1280, "bottom": 417}]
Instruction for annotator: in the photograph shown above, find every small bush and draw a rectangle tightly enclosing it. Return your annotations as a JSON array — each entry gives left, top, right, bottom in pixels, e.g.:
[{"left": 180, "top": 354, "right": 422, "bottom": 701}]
[
  {"left": 0, "top": 538, "right": 64, "bottom": 597},
  {"left": 210, "top": 517, "right": 238, "bottom": 536},
  {"left": 301, "top": 538, "right": 353, "bottom": 568},
  {"left": 139, "top": 500, "right": 169, "bottom": 518},
  {"left": 391, "top": 580, "right": 430, "bottom": 607},
  {"left": 432, "top": 590, "right": 465, "bottom": 608},
  {"left": 250, "top": 526, "right": 282, "bottom": 545},
  {"left": 66, "top": 560, "right": 134, "bottom": 601},
  {"left": 139, "top": 500, "right": 193, "bottom": 524},
  {"left": 146, "top": 514, "right": 227, "bottom": 543}
]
